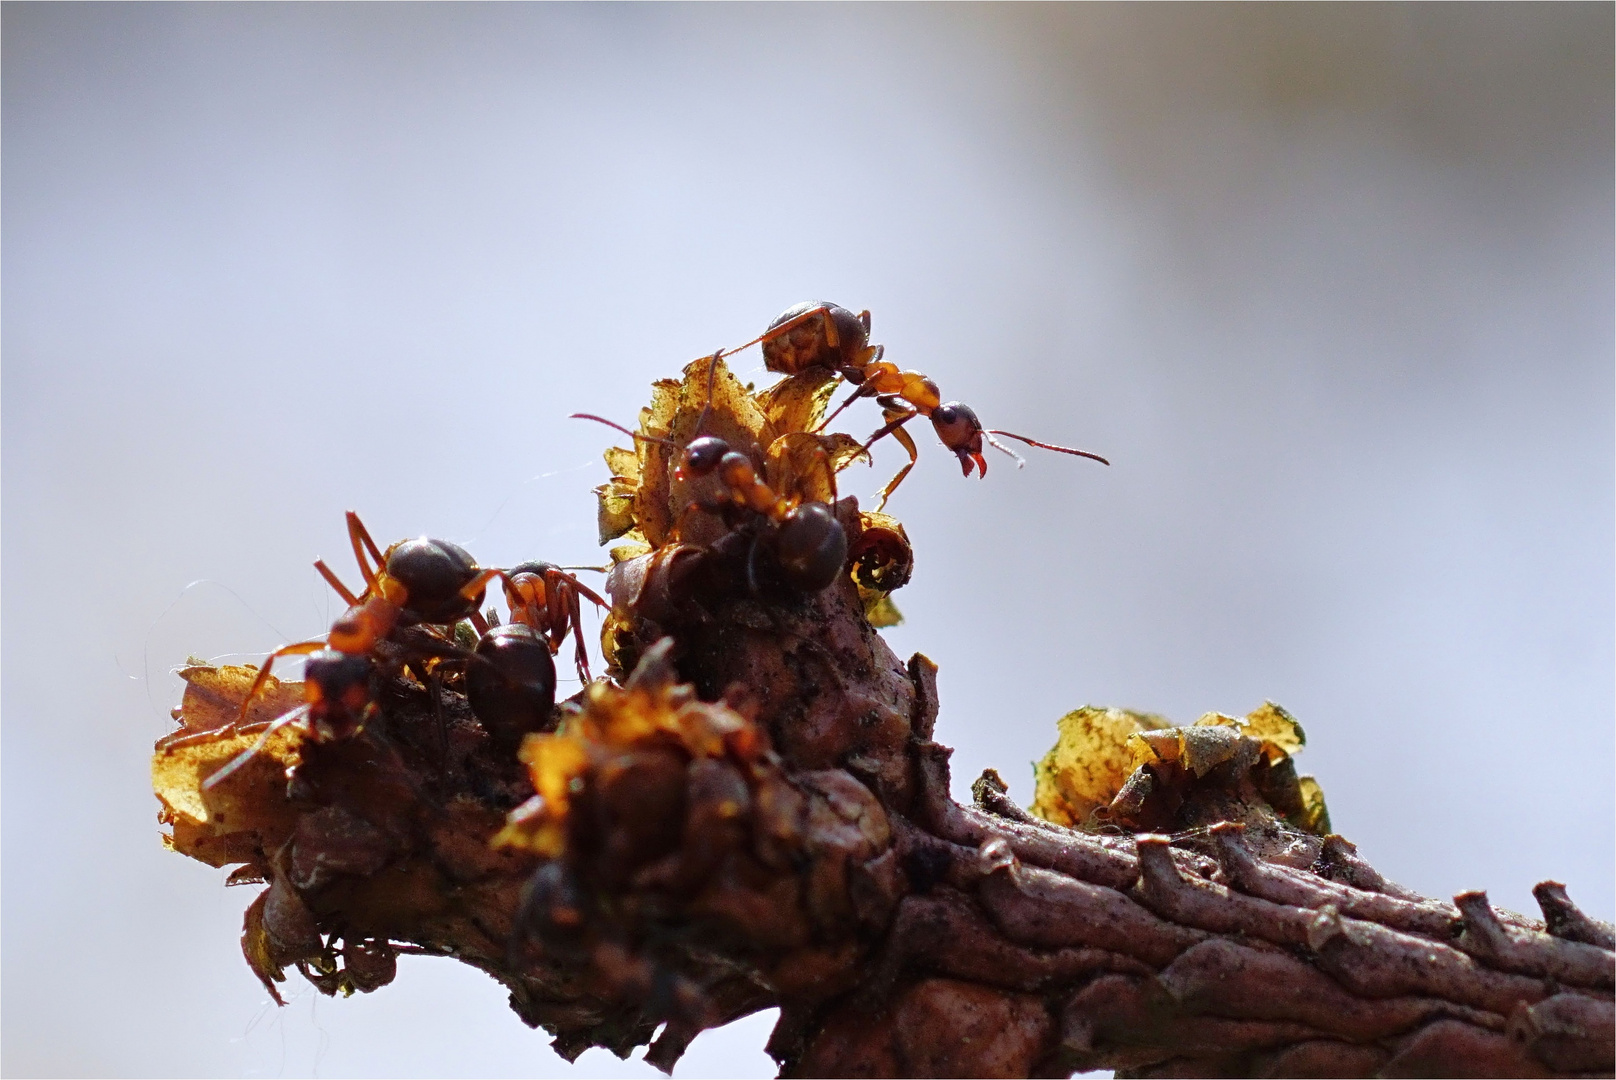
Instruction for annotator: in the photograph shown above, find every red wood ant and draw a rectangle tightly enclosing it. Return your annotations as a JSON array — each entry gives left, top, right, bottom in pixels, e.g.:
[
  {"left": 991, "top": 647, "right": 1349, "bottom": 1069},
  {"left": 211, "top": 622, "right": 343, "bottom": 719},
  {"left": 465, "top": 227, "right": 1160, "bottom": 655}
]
[
  {"left": 573, "top": 389, "right": 849, "bottom": 596},
  {"left": 722, "top": 301, "right": 1109, "bottom": 508},
  {"left": 500, "top": 561, "right": 607, "bottom": 684},
  {"left": 232, "top": 512, "right": 505, "bottom": 727},
  {"left": 205, "top": 515, "right": 605, "bottom": 786}
]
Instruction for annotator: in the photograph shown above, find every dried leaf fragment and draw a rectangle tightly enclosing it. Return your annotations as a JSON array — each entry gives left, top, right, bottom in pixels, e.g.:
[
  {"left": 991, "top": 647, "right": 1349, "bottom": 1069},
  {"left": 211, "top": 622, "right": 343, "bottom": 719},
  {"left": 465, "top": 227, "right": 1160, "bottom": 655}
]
[{"left": 153, "top": 663, "right": 304, "bottom": 867}]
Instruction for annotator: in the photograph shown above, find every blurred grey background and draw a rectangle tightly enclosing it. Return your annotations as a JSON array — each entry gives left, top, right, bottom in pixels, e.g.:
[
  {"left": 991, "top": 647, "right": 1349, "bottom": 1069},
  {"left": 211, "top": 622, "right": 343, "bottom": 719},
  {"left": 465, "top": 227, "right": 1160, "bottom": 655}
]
[{"left": 4, "top": 4, "right": 1611, "bottom": 1077}]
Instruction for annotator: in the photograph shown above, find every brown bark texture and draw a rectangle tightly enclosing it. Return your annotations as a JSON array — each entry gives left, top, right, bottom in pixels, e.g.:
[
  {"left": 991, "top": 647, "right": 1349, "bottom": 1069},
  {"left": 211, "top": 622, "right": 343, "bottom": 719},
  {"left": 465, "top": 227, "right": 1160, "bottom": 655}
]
[{"left": 153, "top": 355, "right": 1614, "bottom": 1078}]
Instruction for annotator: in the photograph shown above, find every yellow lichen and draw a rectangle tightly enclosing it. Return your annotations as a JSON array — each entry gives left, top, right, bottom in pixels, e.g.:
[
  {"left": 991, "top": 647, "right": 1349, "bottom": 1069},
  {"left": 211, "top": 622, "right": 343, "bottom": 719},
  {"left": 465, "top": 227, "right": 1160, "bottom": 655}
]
[
  {"left": 493, "top": 674, "right": 764, "bottom": 857},
  {"left": 1031, "top": 701, "right": 1329, "bottom": 835},
  {"left": 1030, "top": 707, "right": 1170, "bottom": 829}
]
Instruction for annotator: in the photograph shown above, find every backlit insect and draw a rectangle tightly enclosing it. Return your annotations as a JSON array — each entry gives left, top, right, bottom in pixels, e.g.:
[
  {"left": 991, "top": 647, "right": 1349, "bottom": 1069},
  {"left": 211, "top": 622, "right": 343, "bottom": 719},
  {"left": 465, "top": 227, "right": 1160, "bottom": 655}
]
[
  {"left": 205, "top": 515, "right": 602, "bottom": 785},
  {"left": 574, "top": 356, "right": 849, "bottom": 596},
  {"left": 722, "top": 301, "right": 1109, "bottom": 508},
  {"left": 231, "top": 512, "right": 504, "bottom": 726},
  {"left": 499, "top": 560, "right": 608, "bottom": 684}
]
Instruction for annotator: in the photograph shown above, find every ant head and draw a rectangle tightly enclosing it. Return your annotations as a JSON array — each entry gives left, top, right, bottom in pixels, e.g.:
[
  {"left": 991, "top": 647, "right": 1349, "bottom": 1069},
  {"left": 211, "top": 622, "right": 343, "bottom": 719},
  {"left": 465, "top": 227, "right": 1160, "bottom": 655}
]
[
  {"left": 304, "top": 649, "right": 375, "bottom": 738},
  {"left": 508, "top": 560, "right": 560, "bottom": 580},
  {"left": 677, "top": 435, "right": 731, "bottom": 481},
  {"left": 386, "top": 537, "right": 483, "bottom": 623},
  {"left": 763, "top": 301, "right": 871, "bottom": 376},
  {"left": 774, "top": 502, "right": 849, "bottom": 594},
  {"left": 930, "top": 401, "right": 989, "bottom": 477}
]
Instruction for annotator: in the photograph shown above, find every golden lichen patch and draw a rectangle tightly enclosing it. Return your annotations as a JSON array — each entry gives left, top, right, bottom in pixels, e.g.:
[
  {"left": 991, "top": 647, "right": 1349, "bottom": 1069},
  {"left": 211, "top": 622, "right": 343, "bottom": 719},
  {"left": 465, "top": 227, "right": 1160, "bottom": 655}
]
[
  {"left": 1030, "top": 707, "right": 1170, "bottom": 829},
  {"left": 152, "top": 663, "right": 304, "bottom": 866},
  {"left": 494, "top": 673, "right": 764, "bottom": 858},
  {"left": 1031, "top": 701, "right": 1330, "bottom": 835}
]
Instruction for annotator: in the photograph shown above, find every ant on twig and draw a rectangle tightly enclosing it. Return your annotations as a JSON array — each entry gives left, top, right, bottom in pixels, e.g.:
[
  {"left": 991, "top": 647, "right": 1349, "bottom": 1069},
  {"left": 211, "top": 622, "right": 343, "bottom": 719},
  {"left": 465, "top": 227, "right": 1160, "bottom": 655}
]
[
  {"left": 501, "top": 561, "right": 607, "bottom": 685},
  {"left": 721, "top": 301, "right": 1109, "bottom": 509},
  {"left": 574, "top": 355, "right": 849, "bottom": 596},
  {"left": 204, "top": 514, "right": 605, "bottom": 787}
]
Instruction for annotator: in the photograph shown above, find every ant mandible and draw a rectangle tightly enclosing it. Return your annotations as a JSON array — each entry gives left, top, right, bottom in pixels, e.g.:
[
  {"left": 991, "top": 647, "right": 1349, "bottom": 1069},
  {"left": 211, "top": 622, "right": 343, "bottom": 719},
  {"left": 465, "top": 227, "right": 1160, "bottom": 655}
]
[
  {"left": 574, "top": 356, "right": 848, "bottom": 595},
  {"left": 721, "top": 301, "right": 1109, "bottom": 509}
]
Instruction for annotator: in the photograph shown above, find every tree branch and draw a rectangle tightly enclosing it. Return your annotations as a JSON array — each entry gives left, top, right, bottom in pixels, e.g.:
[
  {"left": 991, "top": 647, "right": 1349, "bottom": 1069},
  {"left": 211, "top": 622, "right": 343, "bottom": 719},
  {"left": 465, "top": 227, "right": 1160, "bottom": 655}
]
[{"left": 153, "top": 357, "right": 1612, "bottom": 1078}]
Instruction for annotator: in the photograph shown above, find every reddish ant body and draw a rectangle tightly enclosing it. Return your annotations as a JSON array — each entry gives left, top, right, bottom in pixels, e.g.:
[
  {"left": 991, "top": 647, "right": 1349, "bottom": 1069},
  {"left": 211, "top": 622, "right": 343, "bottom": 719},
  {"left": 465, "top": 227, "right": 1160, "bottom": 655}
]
[
  {"left": 501, "top": 561, "right": 607, "bottom": 684},
  {"left": 723, "top": 301, "right": 1109, "bottom": 507}
]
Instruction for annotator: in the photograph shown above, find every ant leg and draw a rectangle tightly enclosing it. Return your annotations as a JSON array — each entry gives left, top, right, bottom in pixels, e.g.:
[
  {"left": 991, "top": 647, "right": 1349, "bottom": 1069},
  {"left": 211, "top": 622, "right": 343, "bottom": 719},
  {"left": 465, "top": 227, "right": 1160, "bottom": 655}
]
[
  {"left": 545, "top": 576, "right": 569, "bottom": 654},
  {"left": 314, "top": 560, "right": 360, "bottom": 607},
  {"left": 560, "top": 570, "right": 607, "bottom": 610},
  {"left": 346, "top": 512, "right": 385, "bottom": 590},
  {"left": 873, "top": 425, "right": 920, "bottom": 513},
  {"left": 861, "top": 408, "right": 919, "bottom": 456},
  {"left": 567, "top": 589, "right": 591, "bottom": 683},
  {"left": 468, "top": 609, "right": 489, "bottom": 637},
  {"left": 456, "top": 568, "right": 509, "bottom": 607},
  {"left": 238, "top": 639, "right": 329, "bottom": 724},
  {"left": 721, "top": 304, "right": 838, "bottom": 359}
]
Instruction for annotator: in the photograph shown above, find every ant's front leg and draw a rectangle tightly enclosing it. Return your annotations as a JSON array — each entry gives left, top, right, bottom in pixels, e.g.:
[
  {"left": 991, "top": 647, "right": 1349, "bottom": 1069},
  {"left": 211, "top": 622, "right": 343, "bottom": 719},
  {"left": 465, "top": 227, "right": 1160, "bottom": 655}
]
[
  {"left": 565, "top": 588, "right": 591, "bottom": 684},
  {"left": 238, "top": 638, "right": 330, "bottom": 724}
]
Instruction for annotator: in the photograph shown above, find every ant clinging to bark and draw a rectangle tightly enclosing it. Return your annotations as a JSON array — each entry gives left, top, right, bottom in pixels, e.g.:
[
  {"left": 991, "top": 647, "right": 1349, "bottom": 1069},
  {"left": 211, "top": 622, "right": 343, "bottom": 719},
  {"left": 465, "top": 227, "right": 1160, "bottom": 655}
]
[
  {"left": 206, "top": 514, "right": 605, "bottom": 787},
  {"left": 721, "top": 301, "right": 1109, "bottom": 509},
  {"left": 234, "top": 512, "right": 505, "bottom": 729},
  {"left": 574, "top": 355, "right": 849, "bottom": 597}
]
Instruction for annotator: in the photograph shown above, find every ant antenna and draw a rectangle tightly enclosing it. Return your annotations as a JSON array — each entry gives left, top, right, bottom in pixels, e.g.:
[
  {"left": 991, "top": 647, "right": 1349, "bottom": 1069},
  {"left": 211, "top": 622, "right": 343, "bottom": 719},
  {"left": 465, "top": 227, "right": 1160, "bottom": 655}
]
[
  {"left": 201, "top": 707, "right": 310, "bottom": 791},
  {"left": 987, "top": 429, "right": 1110, "bottom": 467},
  {"left": 982, "top": 433, "right": 1027, "bottom": 468},
  {"left": 570, "top": 413, "right": 677, "bottom": 449},
  {"left": 691, "top": 349, "right": 723, "bottom": 437}
]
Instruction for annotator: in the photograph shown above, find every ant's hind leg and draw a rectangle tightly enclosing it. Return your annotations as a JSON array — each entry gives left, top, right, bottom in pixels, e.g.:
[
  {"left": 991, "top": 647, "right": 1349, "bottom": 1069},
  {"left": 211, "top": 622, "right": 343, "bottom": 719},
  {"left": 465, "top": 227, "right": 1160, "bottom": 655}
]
[{"left": 346, "top": 512, "right": 386, "bottom": 588}]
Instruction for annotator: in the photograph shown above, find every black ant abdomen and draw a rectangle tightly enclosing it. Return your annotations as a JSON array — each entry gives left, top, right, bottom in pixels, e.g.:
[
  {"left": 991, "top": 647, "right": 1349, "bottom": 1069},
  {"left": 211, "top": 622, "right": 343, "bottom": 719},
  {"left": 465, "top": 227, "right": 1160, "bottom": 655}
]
[
  {"left": 467, "top": 624, "right": 559, "bottom": 751},
  {"left": 773, "top": 503, "right": 848, "bottom": 595},
  {"left": 761, "top": 301, "right": 871, "bottom": 377},
  {"left": 386, "top": 537, "right": 486, "bottom": 624}
]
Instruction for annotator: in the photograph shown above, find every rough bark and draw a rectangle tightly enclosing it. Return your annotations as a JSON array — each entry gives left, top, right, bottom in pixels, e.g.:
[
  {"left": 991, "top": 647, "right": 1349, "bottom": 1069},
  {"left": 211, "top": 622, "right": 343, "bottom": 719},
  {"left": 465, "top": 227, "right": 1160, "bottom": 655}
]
[{"left": 153, "top": 358, "right": 1613, "bottom": 1078}]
